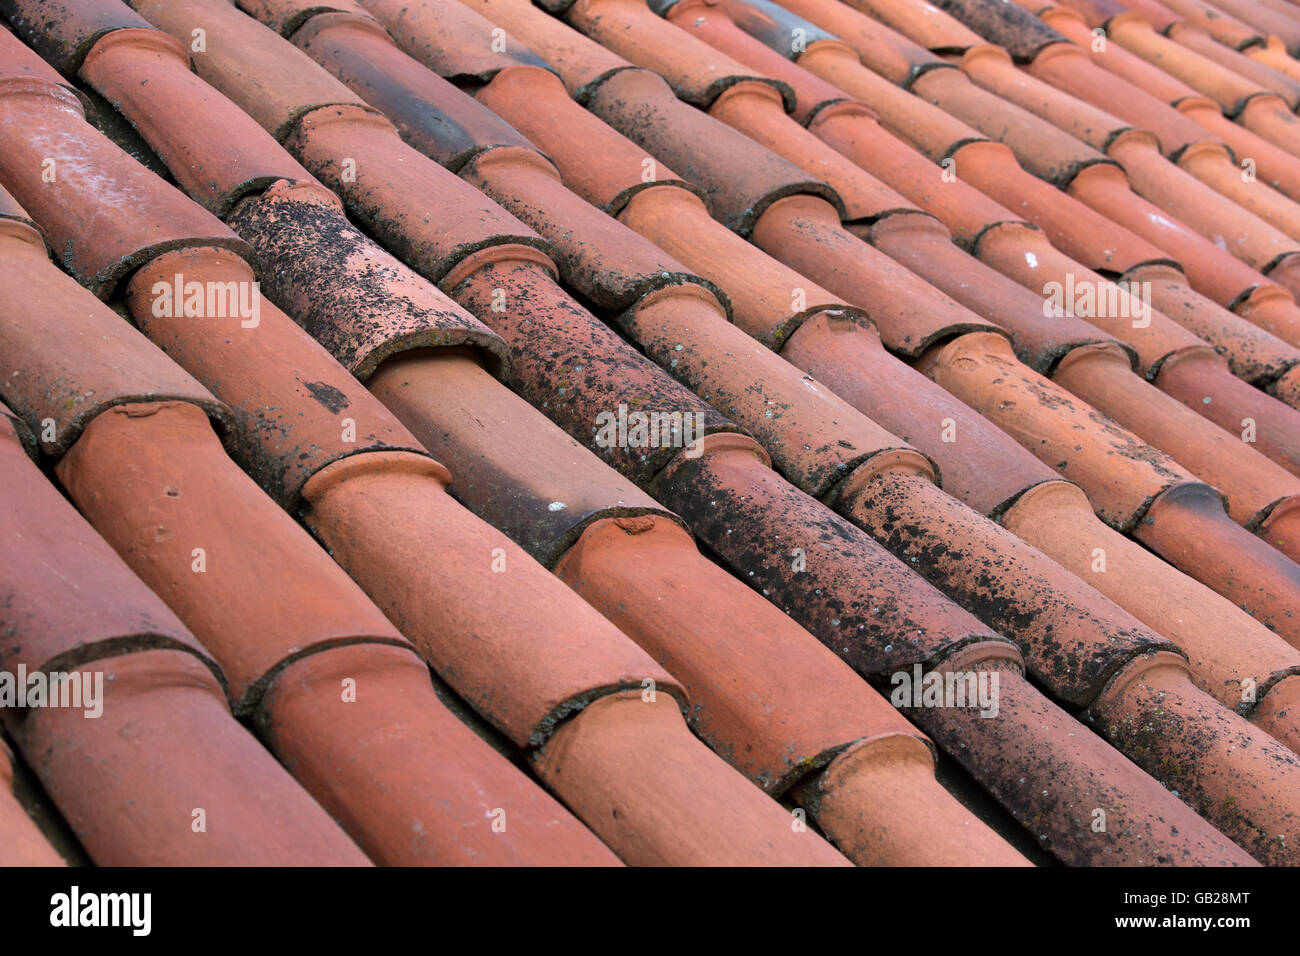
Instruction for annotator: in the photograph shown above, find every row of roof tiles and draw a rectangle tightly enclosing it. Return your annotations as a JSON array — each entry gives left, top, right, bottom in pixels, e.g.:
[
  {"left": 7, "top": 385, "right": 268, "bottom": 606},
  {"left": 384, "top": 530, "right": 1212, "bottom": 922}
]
[{"left": 2, "top": 0, "right": 1300, "bottom": 865}]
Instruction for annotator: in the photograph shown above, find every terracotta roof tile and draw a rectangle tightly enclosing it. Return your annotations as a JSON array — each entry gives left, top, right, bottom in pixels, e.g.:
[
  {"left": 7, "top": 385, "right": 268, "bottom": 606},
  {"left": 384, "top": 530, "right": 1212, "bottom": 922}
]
[{"left": 8, "top": 0, "right": 1300, "bottom": 867}]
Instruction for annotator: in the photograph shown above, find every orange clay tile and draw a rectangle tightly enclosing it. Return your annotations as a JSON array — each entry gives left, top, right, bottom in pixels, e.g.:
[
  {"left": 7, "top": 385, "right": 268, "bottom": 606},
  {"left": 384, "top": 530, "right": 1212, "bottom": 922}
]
[
  {"left": 298, "top": 450, "right": 686, "bottom": 746},
  {"left": 132, "top": 0, "right": 370, "bottom": 140},
  {"left": 0, "top": 222, "right": 231, "bottom": 457},
  {"left": 967, "top": 225, "right": 1210, "bottom": 376},
  {"left": 1254, "top": 674, "right": 1300, "bottom": 753},
  {"left": 959, "top": 45, "right": 1132, "bottom": 153},
  {"left": 239, "top": 0, "right": 374, "bottom": 36},
  {"left": 443, "top": 251, "right": 741, "bottom": 484},
  {"left": 796, "top": 733, "right": 1032, "bottom": 866},
  {"left": 459, "top": 146, "right": 724, "bottom": 310},
  {"left": 1247, "top": 35, "right": 1300, "bottom": 85},
  {"left": 836, "top": 465, "right": 1176, "bottom": 706},
  {"left": 1065, "top": 161, "right": 1275, "bottom": 304},
  {"left": 650, "top": 435, "right": 1253, "bottom": 863},
  {"left": 1174, "top": 0, "right": 1300, "bottom": 49},
  {"left": 948, "top": 141, "right": 1175, "bottom": 276},
  {"left": 1133, "top": 481, "right": 1300, "bottom": 644},
  {"left": 1171, "top": 140, "right": 1300, "bottom": 247},
  {"left": 78, "top": 27, "right": 318, "bottom": 214},
  {"left": 1089, "top": 651, "right": 1300, "bottom": 866},
  {"left": 0, "top": 18, "right": 86, "bottom": 109},
  {"left": 1261, "top": 496, "right": 1300, "bottom": 563},
  {"left": 227, "top": 179, "right": 511, "bottom": 380},
  {"left": 124, "top": 247, "right": 428, "bottom": 507},
  {"left": 586, "top": 66, "right": 844, "bottom": 233},
  {"left": 286, "top": 104, "right": 551, "bottom": 281},
  {"left": 706, "top": 80, "right": 921, "bottom": 222},
  {"left": 475, "top": 64, "right": 695, "bottom": 213},
  {"left": 1106, "top": 135, "right": 1300, "bottom": 277},
  {"left": 0, "top": 413, "right": 219, "bottom": 684},
  {"left": 0, "top": 740, "right": 63, "bottom": 866},
  {"left": 750, "top": 193, "right": 1005, "bottom": 355},
  {"left": 860, "top": 210, "right": 1125, "bottom": 370},
  {"left": 530, "top": 690, "right": 851, "bottom": 865},
  {"left": 1105, "top": 14, "right": 1268, "bottom": 114},
  {"left": 17, "top": 649, "right": 371, "bottom": 865},
  {"left": 1052, "top": 342, "right": 1300, "bottom": 526},
  {"left": 1000, "top": 480, "right": 1300, "bottom": 715},
  {"left": 618, "top": 184, "right": 855, "bottom": 348},
  {"left": 367, "top": 349, "right": 680, "bottom": 567},
  {"left": 923, "top": 331, "right": 1198, "bottom": 529},
  {"left": 54, "top": 400, "right": 411, "bottom": 712},
  {"left": 664, "top": 0, "right": 849, "bottom": 122},
  {"left": 1024, "top": 40, "right": 1214, "bottom": 158},
  {"left": 0, "top": 0, "right": 153, "bottom": 74},
  {"left": 564, "top": 0, "right": 794, "bottom": 108},
  {"left": 740, "top": 0, "right": 928, "bottom": 83},
  {"left": 555, "top": 513, "right": 923, "bottom": 793},
  {"left": 807, "top": 101, "right": 1024, "bottom": 246},
  {"left": 0, "top": 76, "right": 246, "bottom": 297},
  {"left": 800, "top": 40, "right": 990, "bottom": 162},
  {"left": 892, "top": 654, "right": 1256, "bottom": 864},
  {"left": 909, "top": 57, "right": 1112, "bottom": 186},
  {"left": 451, "top": 0, "right": 634, "bottom": 99},
  {"left": 133, "top": 1, "right": 555, "bottom": 278},
  {"left": 1154, "top": 345, "right": 1300, "bottom": 478},
  {"left": 289, "top": 11, "right": 536, "bottom": 171},
  {"left": 846, "top": 0, "right": 987, "bottom": 51},
  {"left": 1039, "top": 4, "right": 1204, "bottom": 99},
  {"left": 616, "top": 282, "right": 937, "bottom": 496},
  {"left": 782, "top": 311, "right": 1060, "bottom": 514},
  {"left": 650, "top": 433, "right": 1014, "bottom": 675},
  {"left": 259, "top": 642, "right": 622, "bottom": 865},
  {"left": 1170, "top": 22, "right": 1300, "bottom": 106},
  {"left": 1126, "top": 262, "right": 1300, "bottom": 386},
  {"left": 361, "top": 0, "right": 557, "bottom": 83}
]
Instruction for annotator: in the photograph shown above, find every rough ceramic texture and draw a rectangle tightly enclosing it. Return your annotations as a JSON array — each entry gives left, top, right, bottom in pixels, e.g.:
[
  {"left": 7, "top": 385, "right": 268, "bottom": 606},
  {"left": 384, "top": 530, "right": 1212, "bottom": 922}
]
[
  {"left": 619, "top": 185, "right": 855, "bottom": 348},
  {"left": 360, "top": 0, "right": 554, "bottom": 81},
  {"left": 259, "top": 643, "right": 623, "bottom": 865},
  {"left": 0, "top": 227, "right": 232, "bottom": 457},
  {"left": 652, "top": 434, "right": 1014, "bottom": 677},
  {"left": 0, "top": 0, "right": 154, "bottom": 74},
  {"left": 298, "top": 451, "right": 688, "bottom": 747},
  {"left": 751, "top": 194, "right": 1004, "bottom": 354},
  {"left": 461, "top": 146, "right": 727, "bottom": 311},
  {"left": 134, "top": 0, "right": 369, "bottom": 140},
  {"left": 0, "top": 77, "right": 247, "bottom": 297},
  {"left": 16, "top": 649, "right": 371, "bottom": 865},
  {"left": 55, "top": 400, "right": 410, "bottom": 711},
  {"left": 0, "top": 740, "right": 64, "bottom": 866},
  {"left": 556, "top": 514, "right": 920, "bottom": 793},
  {"left": 228, "top": 179, "right": 511, "bottom": 379},
  {"left": 368, "top": 350, "right": 680, "bottom": 568},
  {"left": 126, "top": 247, "right": 430, "bottom": 508},
  {"left": 531, "top": 690, "right": 852, "bottom": 866},
  {"left": 476, "top": 65, "right": 695, "bottom": 213},
  {"left": 565, "top": 0, "right": 796, "bottom": 108},
  {"left": 79, "top": 27, "right": 318, "bottom": 214},
  {"left": 587, "top": 67, "right": 845, "bottom": 234},
  {"left": 291, "top": 11, "right": 536, "bottom": 171},
  {"left": 0, "top": 412, "right": 222, "bottom": 684}
]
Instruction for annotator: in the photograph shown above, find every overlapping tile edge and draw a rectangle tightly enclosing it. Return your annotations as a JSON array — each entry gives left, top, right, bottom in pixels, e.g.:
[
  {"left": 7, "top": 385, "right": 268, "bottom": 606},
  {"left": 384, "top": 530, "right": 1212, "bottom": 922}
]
[{"left": 0, "top": 0, "right": 1298, "bottom": 866}]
